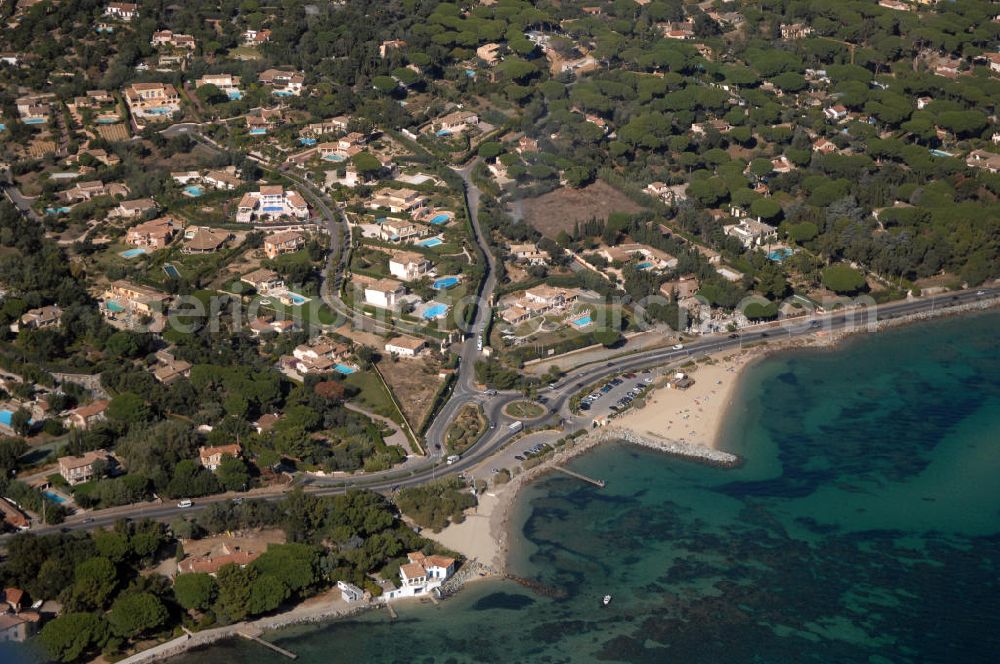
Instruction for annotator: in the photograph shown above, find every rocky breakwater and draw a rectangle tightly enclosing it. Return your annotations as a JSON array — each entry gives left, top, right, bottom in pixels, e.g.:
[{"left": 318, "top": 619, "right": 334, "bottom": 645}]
[{"left": 596, "top": 426, "right": 742, "bottom": 468}]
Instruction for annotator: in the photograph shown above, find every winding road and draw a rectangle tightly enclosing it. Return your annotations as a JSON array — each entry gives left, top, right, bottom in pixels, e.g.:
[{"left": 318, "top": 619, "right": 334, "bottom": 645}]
[{"left": 9, "top": 126, "right": 998, "bottom": 539}]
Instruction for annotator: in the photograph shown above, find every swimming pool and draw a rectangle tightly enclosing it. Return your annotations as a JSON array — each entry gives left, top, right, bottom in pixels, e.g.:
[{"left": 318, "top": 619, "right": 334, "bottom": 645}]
[
  {"left": 24, "top": 117, "right": 46, "bottom": 125},
  {"left": 767, "top": 248, "right": 793, "bottom": 262},
  {"left": 465, "top": 69, "right": 476, "bottom": 78},
  {"left": 417, "top": 237, "right": 443, "bottom": 248},
  {"left": 227, "top": 90, "right": 242, "bottom": 100},
  {"left": 105, "top": 301, "right": 125, "bottom": 313},
  {"left": 571, "top": 315, "right": 593, "bottom": 327},
  {"left": 263, "top": 206, "right": 285, "bottom": 213},
  {"left": 143, "top": 107, "right": 175, "bottom": 115},
  {"left": 273, "top": 90, "right": 293, "bottom": 97},
  {"left": 299, "top": 137, "right": 317, "bottom": 145},
  {"left": 635, "top": 261, "right": 654, "bottom": 270},
  {"left": 0, "top": 123, "right": 5, "bottom": 131},
  {"left": 95, "top": 117, "right": 119, "bottom": 124},
  {"left": 45, "top": 207, "right": 71, "bottom": 215},
  {"left": 183, "top": 185, "right": 204, "bottom": 197},
  {"left": 120, "top": 248, "right": 147, "bottom": 258},
  {"left": 928, "top": 149, "right": 953, "bottom": 158},
  {"left": 249, "top": 128, "right": 267, "bottom": 135},
  {"left": 433, "top": 276, "right": 460, "bottom": 290},
  {"left": 429, "top": 213, "right": 451, "bottom": 224},
  {"left": 287, "top": 292, "right": 310, "bottom": 305},
  {"left": 0, "top": 410, "right": 13, "bottom": 427},
  {"left": 163, "top": 264, "right": 180, "bottom": 279},
  {"left": 323, "top": 153, "right": 346, "bottom": 162},
  {"left": 436, "top": 129, "right": 452, "bottom": 137},
  {"left": 334, "top": 364, "right": 357, "bottom": 375},
  {"left": 43, "top": 491, "right": 67, "bottom": 504},
  {"left": 422, "top": 303, "right": 449, "bottom": 320}
]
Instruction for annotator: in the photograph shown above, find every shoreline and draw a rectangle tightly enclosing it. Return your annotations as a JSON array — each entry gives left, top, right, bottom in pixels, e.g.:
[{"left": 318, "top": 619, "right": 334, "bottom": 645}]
[{"left": 129, "top": 296, "right": 1000, "bottom": 663}]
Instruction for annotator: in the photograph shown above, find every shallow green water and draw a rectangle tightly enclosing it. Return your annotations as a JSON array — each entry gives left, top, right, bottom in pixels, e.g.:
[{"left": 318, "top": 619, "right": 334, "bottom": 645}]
[{"left": 174, "top": 312, "right": 1000, "bottom": 662}]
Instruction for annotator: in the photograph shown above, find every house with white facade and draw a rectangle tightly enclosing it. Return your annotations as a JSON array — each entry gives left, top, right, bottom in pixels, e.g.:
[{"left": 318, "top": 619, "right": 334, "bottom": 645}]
[
  {"left": 384, "top": 335, "right": 426, "bottom": 357},
  {"left": 364, "top": 278, "right": 406, "bottom": 309},
  {"left": 236, "top": 186, "right": 309, "bottom": 223},
  {"left": 388, "top": 251, "right": 432, "bottom": 281},
  {"left": 381, "top": 552, "right": 456, "bottom": 601}
]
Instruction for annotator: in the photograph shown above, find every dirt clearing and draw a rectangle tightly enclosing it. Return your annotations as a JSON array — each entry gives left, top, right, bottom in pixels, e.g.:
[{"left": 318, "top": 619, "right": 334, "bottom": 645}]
[{"left": 518, "top": 180, "right": 646, "bottom": 239}]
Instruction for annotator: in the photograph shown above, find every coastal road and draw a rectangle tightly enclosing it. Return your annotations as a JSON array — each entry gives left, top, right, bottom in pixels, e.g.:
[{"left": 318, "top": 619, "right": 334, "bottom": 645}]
[{"left": 16, "top": 287, "right": 997, "bottom": 540}]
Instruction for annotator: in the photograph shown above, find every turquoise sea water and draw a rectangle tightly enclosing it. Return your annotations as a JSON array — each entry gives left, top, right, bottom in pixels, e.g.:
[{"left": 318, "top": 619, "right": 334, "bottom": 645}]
[{"left": 143, "top": 312, "right": 1000, "bottom": 661}]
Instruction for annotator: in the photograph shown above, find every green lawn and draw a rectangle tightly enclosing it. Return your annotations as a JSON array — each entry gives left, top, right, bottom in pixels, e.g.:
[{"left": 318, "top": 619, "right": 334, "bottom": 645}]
[{"left": 345, "top": 371, "right": 400, "bottom": 423}]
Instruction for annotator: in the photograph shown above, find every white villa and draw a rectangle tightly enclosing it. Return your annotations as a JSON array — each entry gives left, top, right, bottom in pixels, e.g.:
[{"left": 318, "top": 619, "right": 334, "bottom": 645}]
[
  {"left": 235, "top": 186, "right": 309, "bottom": 223},
  {"left": 195, "top": 73, "right": 242, "bottom": 99},
  {"left": 501, "top": 285, "right": 581, "bottom": 325},
  {"left": 366, "top": 187, "right": 427, "bottom": 214},
  {"left": 378, "top": 219, "right": 422, "bottom": 243},
  {"left": 364, "top": 278, "right": 406, "bottom": 309},
  {"left": 259, "top": 69, "right": 305, "bottom": 96},
  {"left": 384, "top": 335, "right": 426, "bottom": 357},
  {"left": 723, "top": 219, "right": 778, "bottom": 248},
  {"left": 381, "top": 552, "right": 456, "bottom": 602},
  {"left": 389, "top": 251, "right": 432, "bottom": 281},
  {"left": 123, "top": 82, "right": 180, "bottom": 120}
]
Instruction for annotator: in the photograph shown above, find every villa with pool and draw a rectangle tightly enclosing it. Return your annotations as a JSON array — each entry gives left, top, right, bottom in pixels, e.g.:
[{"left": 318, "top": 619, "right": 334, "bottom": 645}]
[
  {"left": 125, "top": 215, "right": 180, "bottom": 250},
  {"left": 236, "top": 186, "right": 309, "bottom": 224},
  {"left": 16, "top": 92, "right": 56, "bottom": 125},
  {"left": 500, "top": 285, "right": 582, "bottom": 326},
  {"left": 123, "top": 82, "right": 181, "bottom": 121},
  {"left": 388, "top": 251, "right": 432, "bottom": 281},
  {"left": 258, "top": 68, "right": 305, "bottom": 96},
  {"left": 195, "top": 73, "right": 242, "bottom": 100}
]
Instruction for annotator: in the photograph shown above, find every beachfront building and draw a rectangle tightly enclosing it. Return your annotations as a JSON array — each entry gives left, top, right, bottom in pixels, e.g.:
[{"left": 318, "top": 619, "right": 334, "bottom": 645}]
[
  {"left": 235, "top": 186, "right": 309, "bottom": 224},
  {"left": 389, "top": 251, "right": 432, "bottom": 281},
  {"left": 381, "top": 552, "right": 456, "bottom": 602},
  {"left": 125, "top": 215, "right": 179, "bottom": 250},
  {"left": 366, "top": 187, "right": 427, "bottom": 214},
  {"left": 384, "top": 335, "right": 426, "bottom": 358},
  {"left": 123, "top": 82, "right": 181, "bottom": 121},
  {"left": 195, "top": 73, "right": 242, "bottom": 100},
  {"left": 199, "top": 444, "right": 241, "bottom": 471},
  {"left": 263, "top": 230, "right": 306, "bottom": 259},
  {"left": 58, "top": 449, "right": 114, "bottom": 485},
  {"left": 364, "top": 278, "right": 406, "bottom": 309},
  {"left": 258, "top": 69, "right": 305, "bottom": 96}
]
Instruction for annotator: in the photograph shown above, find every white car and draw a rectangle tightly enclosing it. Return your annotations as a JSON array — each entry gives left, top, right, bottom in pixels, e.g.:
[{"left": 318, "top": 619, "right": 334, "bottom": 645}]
[
  {"left": 672, "top": 343, "right": 684, "bottom": 350},
  {"left": 177, "top": 499, "right": 193, "bottom": 509}
]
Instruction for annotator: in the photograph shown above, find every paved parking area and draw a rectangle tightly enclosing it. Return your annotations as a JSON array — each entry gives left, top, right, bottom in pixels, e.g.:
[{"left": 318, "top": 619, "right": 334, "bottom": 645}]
[{"left": 576, "top": 368, "right": 663, "bottom": 420}]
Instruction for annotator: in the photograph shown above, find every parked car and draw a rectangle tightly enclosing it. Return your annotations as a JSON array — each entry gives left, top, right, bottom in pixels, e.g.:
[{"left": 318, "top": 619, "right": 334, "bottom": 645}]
[
  {"left": 177, "top": 500, "right": 193, "bottom": 509},
  {"left": 672, "top": 343, "right": 684, "bottom": 350}
]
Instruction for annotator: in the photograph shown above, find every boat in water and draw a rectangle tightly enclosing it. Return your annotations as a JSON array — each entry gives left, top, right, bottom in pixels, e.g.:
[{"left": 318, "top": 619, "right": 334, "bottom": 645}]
[{"left": 602, "top": 594, "right": 612, "bottom": 607}]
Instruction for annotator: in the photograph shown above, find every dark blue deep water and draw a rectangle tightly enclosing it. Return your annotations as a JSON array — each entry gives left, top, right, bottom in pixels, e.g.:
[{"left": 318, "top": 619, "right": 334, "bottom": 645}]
[{"left": 173, "top": 312, "right": 1000, "bottom": 662}]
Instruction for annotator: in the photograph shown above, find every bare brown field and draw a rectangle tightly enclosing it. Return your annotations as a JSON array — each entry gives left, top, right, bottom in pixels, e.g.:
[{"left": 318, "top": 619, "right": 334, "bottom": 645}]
[
  {"left": 377, "top": 355, "right": 444, "bottom": 427},
  {"left": 519, "top": 180, "right": 645, "bottom": 238}
]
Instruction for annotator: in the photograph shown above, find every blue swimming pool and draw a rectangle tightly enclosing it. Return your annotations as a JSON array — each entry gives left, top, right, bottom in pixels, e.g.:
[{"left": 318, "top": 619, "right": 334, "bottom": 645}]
[
  {"left": 571, "top": 315, "right": 593, "bottom": 327},
  {"left": 334, "top": 364, "right": 356, "bottom": 375},
  {"left": 928, "top": 148, "right": 953, "bottom": 158},
  {"left": 24, "top": 117, "right": 46, "bottom": 125},
  {"left": 96, "top": 117, "right": 119, "bottom": 124},
  {"left": 45, "top": 207, "right": 71, "bottom": 215},
  {"left": 429, "top": 213, "right": 451, "bottom": 224},
  {"left": 120, "top": 248, "right": 147, "bottom": 258},
  {"left": 635, "top": 261, "right": 654, "bottom": 270},
  {"left": 436, "top": 129, "right": 451, "bottom": 137},
  {"left": 144, "top": 107, "right": 175, "bottom": 115},
  {"left": 0, "top": 410, "right": 13, "bottom": 427},
  {"left": 43, "top": 491, "right": 67, "bottom": 504},
  {"left": 0, "top": 123, "right": 5, "bottom": 131},
  {"left": 300, "top": 137, "right": 317, "bottom": 145},
  {"left": 163, "top": 264, "right": 180, "bottom": 279},
  {"left": 227, "top": 90, "right": 242, "bottom": 100},
  {"left": 263, "top": 206, "right": 285, "bottom": 213},
  {"left": 323, "top": 153, "right": 346, "bottom": 162},
  {"left": 184, "top": 185, "right": 204, "bottom": 197},
  {"left": 422, "top": 303, "right": 449, "bottom": 320},
  {"left": 465, "top": 69, "right": 476, "bottom": 78},
  {"left": 433, "top": 276, "right": 459, "bottom": 290},
  {"left": 287, "top": 292, "right": 309, "bottom": 305},
  {"left": 105, "top": 301, "right": 125, "bottom": 313},
  {"left": 417, "top": 237, "right": 443, "bottom": 248},
  {"left": 273, "top": 90, "right": 293, "bottom": 97},
  {"left": 249, "top": 128, "right": 267, "bottom": 135},
  {"left": 767, "top": 248, "right": 793, "bottom": 262}
]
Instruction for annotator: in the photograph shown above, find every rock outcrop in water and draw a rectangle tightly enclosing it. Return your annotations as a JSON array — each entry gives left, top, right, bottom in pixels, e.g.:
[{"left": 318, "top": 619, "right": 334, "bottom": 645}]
[{"left": 594, "top": 426, "right": 742, "bottom": 468}]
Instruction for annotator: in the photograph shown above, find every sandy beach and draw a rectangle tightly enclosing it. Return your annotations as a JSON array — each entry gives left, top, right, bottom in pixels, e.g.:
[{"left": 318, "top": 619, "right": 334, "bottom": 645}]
[{"left": 613, "top": 348, "right": 761, "bottom": 452}]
